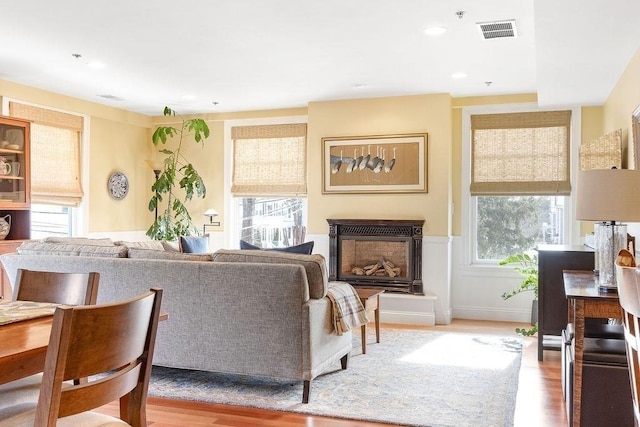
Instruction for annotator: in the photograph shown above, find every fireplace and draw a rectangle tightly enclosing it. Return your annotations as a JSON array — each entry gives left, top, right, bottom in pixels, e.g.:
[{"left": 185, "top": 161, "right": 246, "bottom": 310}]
[{"left": 327, "top": 219, "right": 424, "bottom": 295}]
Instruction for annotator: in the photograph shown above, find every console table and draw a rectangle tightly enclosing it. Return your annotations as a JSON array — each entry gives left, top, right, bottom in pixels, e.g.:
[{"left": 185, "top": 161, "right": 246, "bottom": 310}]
[{"left": 563, "top": 270, "right": 623, "bottom": 427}]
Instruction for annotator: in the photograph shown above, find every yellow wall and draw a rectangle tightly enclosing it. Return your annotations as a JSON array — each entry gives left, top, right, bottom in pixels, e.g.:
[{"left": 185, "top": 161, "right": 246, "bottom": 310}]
[
  {"left": 0, "top": 80, "right": 153, "bottom": 234},
  {"left": 307, "top": 94, "right": 452, "bottom": 236},
  {"left": 604, "top": 46, "right": 640, "bottom": 167}
]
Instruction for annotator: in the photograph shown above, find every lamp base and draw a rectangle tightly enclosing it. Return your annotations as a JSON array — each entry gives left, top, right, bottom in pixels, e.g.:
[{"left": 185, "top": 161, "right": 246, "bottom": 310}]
[{"left": 594, "top": 222, "right": 627, "bottom": 290}]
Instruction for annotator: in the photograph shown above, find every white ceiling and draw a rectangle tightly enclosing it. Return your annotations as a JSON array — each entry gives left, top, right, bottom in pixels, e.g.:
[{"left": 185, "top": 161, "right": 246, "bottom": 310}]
[{"left": 1, "top": 0, "right": 639, "bottom": 116}]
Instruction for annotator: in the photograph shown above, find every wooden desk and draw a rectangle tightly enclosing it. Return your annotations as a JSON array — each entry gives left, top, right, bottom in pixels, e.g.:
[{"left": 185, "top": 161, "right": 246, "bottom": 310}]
[
  {"left": 355, "top": 288, "right": 384, "bottom": 354},
  {"left": 563, "top": 270, "right": 622, "bottom": 427}
]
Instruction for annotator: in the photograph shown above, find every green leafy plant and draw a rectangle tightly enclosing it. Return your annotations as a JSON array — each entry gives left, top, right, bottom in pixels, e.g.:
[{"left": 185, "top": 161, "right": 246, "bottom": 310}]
[
  {"left": 146, "top": 107, "right": 209, "bottom": 241},
  {"left": 499, "top": 252, "right": 538, "bottom": 336}
]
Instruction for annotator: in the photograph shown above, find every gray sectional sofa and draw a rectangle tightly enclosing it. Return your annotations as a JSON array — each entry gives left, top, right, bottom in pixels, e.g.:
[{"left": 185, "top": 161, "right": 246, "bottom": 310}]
[{"left": 0, "top": 239, "right": 352, "bottom": 403}]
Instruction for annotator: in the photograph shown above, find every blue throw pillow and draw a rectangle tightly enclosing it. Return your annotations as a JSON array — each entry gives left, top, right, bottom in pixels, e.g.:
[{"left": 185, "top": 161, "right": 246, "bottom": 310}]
[
  {"left": 180, "top": 235, "right": 209, "bottom": 254},
  {"left": 239, "top": 240, "right": 314, "bottom": 255}
]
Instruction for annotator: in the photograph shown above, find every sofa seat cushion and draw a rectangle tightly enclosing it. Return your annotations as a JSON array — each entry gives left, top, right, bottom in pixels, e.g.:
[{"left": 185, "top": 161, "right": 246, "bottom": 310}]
[
  {"left": 17, "top": 242, "right": 127, "bottom": 258},
  {"left": 128, "top": 248, "right": 212, "bottom": 261},
  {"left": 212, "top": 249, "right": 328, "bottom": 299}
]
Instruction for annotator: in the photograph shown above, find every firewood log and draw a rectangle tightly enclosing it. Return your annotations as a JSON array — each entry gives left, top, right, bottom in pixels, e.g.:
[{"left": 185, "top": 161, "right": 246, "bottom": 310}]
[
  {"left": 382, "top": 261, "right": 396, "bottom": 277},
  {"left": 352, "top": 267, "right": 365, "bottom": 275},
  {"left": 365, "top": 261, "right": 382, "bottom": 275}
]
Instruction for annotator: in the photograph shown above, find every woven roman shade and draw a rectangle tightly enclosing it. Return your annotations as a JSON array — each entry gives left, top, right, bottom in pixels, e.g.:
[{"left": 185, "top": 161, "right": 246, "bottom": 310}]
[
  {"left": 9, "top": 102, "right": 84, "bottom": 206},
  {"left": 579, "top": 129, "right": 622, "bottom": 170},
  {"left": 471, "top": 110, "right": 571, "bottom": 196},
  {"left": 231, "top": 123, "right": 307, "bottom": 196}
]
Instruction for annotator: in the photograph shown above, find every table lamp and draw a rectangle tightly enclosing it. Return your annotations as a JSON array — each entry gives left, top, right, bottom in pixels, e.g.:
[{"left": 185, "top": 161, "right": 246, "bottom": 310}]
[{"left": 575, "top": 168, "right": 640, "bottom": 290}]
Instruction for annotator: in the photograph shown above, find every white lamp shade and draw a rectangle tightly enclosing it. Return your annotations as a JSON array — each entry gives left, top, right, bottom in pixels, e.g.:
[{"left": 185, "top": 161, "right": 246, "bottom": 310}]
[
  {"left": 575, "top": 169, "right": 640, "bottom": 222},
  {"left": 203, "top": 209, "right": 219, "bottom": 217}
]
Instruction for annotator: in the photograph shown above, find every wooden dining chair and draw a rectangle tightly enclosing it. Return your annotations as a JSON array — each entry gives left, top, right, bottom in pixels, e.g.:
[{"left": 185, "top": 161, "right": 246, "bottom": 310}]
[
  {"left": 615, "top": 249, "right": 640, "bottom": 424},
  {"left": 0, "top": 269, "right": 101, "bottom": 410},
  {"left": 0, "top": 287, "right": 163, "bottom": 427},
  {"left": 13, "top": 269, "right": 100, "bottom": 306}
]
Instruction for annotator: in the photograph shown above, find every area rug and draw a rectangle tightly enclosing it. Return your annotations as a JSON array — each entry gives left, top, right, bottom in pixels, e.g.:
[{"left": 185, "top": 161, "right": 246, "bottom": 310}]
[{"left": 148, "top": 329, "right": 523, "bottom": 427}]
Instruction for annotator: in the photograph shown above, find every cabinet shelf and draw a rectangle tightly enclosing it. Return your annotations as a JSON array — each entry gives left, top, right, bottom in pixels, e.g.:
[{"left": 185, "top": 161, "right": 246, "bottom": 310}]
[{"left": 0, "top": 148, "right": 23, "bottom": 155}]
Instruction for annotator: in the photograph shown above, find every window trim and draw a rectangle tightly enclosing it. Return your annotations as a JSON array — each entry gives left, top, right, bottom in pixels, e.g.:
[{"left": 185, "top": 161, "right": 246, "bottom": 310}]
[
  {"left": 223, "top": 115, "right": 308, "bottom": 249},
  {"left": 461, "top": 103, "right": 582, "bottom": 266}
]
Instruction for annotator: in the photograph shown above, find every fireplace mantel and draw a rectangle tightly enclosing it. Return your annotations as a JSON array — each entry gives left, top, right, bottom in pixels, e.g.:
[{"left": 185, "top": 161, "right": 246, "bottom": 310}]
[{"left": 327, "top": 219, "right": 424, "bottom": 295}]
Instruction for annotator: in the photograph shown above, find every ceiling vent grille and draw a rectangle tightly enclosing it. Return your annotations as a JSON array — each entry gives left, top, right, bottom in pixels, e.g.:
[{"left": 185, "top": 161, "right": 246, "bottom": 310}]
[
  {"left": 477, "top": 20, "right": 517, "bottom": 40},
  {"left": 98, "top": 94, "right": 125, "bottom": 101}
]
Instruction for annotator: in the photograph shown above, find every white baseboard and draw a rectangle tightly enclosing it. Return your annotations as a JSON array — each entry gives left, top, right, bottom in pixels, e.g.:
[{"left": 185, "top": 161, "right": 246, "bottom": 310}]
[
  {"left": 452, "top": 306, "right": 531, "bottom": 323},
  {"left": 381, "top": 310, "right": 436, "bottom": 326}
]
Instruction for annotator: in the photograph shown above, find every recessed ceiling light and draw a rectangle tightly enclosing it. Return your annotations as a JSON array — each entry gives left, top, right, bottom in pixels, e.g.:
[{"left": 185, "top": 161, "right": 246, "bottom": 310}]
[
  {"left": 352, "top": 83, "right": 367, "bottom": 89},
  {"left": 424, "top": 26, "right": 447, "bottom": 36},
  {"left": 86, "top": 61, "right": 106, "bottom": 69},
  {"left": 451, "top": 72, "right": 467, "bottom": 79}
]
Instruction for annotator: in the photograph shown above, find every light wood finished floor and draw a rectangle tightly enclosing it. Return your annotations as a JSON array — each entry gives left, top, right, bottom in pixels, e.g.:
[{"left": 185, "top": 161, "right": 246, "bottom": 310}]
[{"left": 96, "top": 319, "right": 566, "bottom": 426}]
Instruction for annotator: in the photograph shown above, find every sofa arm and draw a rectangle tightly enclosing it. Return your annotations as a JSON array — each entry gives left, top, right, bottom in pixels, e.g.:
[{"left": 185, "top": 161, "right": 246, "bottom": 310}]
[{"left": 302, "top": 297, "right": 352, "bottom": 381}]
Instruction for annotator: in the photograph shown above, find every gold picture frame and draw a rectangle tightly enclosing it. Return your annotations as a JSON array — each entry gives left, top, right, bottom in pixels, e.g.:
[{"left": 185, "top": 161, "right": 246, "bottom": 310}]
[{"left": 322, "top": 133, "right": 428, "bottom": 194}]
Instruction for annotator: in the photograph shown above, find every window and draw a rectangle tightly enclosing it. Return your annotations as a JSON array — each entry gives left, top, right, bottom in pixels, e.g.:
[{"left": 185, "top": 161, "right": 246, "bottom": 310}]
[
  {"left": 30, "top": 204, "right": 72, "bottom": 239},
  {"left": 469, "top": 110, "right": 572, "bottom": 261},
  {"left": 230, "top": 123, "right": 308, "bottom": 248}
]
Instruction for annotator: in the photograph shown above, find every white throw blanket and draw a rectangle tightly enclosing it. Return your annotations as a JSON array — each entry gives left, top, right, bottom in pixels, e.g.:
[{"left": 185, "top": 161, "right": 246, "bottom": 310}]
[{"left": 326, "top": 282, "right": 368, "bottom": 335}]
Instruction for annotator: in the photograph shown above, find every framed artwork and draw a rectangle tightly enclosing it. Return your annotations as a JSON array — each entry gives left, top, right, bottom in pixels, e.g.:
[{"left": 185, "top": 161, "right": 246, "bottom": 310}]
[
  {"left": 322, "top": 133, "right": 428, "bottom": 194},
  {"left": 633, "top": 105, "right": 640, "bottom": 170}
]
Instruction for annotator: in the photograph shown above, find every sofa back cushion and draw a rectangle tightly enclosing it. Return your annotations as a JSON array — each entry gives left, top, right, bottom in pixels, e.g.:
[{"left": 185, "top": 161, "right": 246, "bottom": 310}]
[
  {"left": 128, "top": 248, "right": 212, "bottom": 261},
  {"left": 212, "top": 249, "right": 328, "bottom": 299},
  {"left": 17, "top": 241, "right": 128, "bottom": 258},
  {"left": 41, "top": 237, "right": 115, "bottom": 246},
  {"left": 239, "top": 240, "right": 314, "bottom": 255},
  {"left": 114, "top": 240, "right": 165, "bottom": 251}
]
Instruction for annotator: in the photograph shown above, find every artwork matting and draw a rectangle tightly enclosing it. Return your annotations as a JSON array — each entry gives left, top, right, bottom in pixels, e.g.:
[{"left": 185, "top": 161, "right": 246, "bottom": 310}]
[{"left": 322, "top": 133, "right": 427, "bottom": 194}]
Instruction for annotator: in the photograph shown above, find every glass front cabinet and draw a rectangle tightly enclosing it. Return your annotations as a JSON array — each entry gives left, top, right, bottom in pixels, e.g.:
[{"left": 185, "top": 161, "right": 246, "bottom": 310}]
[{"left": 0, "top": 115, "right": 31, "bottom": 300}]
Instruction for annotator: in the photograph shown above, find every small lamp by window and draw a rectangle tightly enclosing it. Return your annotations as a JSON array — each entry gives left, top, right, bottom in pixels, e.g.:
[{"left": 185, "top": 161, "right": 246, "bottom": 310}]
[{"left": 203, "top": 208, "right": 220, "bottom": 234}]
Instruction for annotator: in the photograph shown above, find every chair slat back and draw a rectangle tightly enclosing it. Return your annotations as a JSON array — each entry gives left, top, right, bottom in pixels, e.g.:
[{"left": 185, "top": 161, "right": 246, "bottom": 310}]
[
  {"left": 34, "top": 287, "right": 163, "bottom": 427},
  {"left": 615, "top": 250, "right": 640, "bottom": 423},
  {"left": 15, "top": 269, "right": 100, "bottom": 306}
]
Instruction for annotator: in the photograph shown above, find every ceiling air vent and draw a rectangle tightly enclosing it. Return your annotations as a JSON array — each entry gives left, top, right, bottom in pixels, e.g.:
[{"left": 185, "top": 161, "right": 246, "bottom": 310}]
[
  {"left": 98, "top": 94, "right": 125, "bottom": 101},
  {"left": 477, "top": 19, "right": 517, "bottom": 40}
]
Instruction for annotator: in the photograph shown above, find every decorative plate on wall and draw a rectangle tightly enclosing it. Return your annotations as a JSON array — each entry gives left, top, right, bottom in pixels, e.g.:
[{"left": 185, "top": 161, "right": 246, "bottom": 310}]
[{"left": 107, "top": 171, "right": 129, "bottom": 200}]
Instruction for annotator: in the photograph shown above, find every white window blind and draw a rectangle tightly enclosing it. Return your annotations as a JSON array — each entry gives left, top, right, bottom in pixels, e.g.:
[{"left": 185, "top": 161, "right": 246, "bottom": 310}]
[
  {"left": 9, "top": 102, "right": 84, "bottom": 206},
  {"left": 471, "top": 110, "right": 571, "bottom": 196},
  {"left": 231, "top": 123, "right": 307, "bottom": 196}
]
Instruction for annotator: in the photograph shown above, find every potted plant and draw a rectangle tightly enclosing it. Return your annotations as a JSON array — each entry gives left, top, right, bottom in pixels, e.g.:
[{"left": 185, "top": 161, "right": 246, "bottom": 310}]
[
  {"left": 146, "top": 107, "right": 210, "bottom": 241},
  {"left": 500, "top": 251, "right": 538, "bottom": 336}
]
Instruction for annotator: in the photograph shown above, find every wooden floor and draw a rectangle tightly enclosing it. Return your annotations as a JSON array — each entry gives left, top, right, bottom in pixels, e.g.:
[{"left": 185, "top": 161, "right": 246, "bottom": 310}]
[{"left": 97, "top": 319, "right": 567, "bottom": 426}]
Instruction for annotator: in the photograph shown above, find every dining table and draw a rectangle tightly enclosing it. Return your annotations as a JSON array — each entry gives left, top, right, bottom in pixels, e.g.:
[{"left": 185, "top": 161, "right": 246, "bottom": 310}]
[
  {"left": 0, "top": 315, "right": 52, "bottom": 385},
  {"left": 0, "top": 300, "right": 168, "bottom": 386}
]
